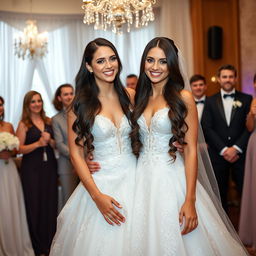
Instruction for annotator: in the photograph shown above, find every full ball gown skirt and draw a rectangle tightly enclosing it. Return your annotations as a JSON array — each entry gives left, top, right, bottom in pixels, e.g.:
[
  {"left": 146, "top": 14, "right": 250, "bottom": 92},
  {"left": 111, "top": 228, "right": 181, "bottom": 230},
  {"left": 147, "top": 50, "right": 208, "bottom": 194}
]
[
  {"left": 20, "top": 124, "right": 58, "bottom": 255},
  {"left": 239, "top": 121, "right": 256, "bottom": 249},
  {"left": 50, "top": 115, "right": 137, "bottom": 256},
  {"left": 130, "top": 108, "right": 247, "bottom": 256},
  {"left": 0, "top": 158, "right": 34, "bottom": 256}
]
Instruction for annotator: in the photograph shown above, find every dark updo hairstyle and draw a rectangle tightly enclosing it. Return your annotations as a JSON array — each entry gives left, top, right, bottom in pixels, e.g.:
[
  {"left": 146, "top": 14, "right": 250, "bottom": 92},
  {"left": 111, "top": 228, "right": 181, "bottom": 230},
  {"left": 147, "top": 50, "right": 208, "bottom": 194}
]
[
  {"left": 130, "top": 37, "right": 188, "bottom": 160},
  {"left": 72, "top": 38, "right": 131, "bottom": 154},
  {"left": 53, "top": 83, "right": 74, "bottom": 111},
  {"left": 0, "top": 96, "right": 4, "bottom": 122}
]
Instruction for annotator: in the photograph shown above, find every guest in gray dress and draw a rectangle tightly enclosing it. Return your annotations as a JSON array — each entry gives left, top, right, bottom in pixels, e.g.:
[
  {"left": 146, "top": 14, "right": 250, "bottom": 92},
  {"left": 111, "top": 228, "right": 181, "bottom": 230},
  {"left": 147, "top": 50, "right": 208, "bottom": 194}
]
[
  {"left": 52, "top": 84, "right": 79, "bottom": 209},
  {"left": 239, "top": 73, "right": 256, "bottom": 251}
]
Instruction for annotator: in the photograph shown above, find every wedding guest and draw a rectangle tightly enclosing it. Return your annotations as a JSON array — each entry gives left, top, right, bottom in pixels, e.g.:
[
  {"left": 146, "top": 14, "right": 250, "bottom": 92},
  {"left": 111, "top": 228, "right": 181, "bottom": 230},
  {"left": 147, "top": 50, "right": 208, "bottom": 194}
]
[
  {"left": 239, "top": 73, "right": 256, "bottom": 251},
  {"left": 0, "top": 96, "right": 34, "bottom": 256},
  {"left": 202, "top": 65, "right": 252, "bottom": 211},
  {"left": 126, "top": 74, "right": 138, "bottom": 90},
  {"left": 190, "top": 74, "right": 207, "bottom": 122},
  {"left": 16, "top": 91, "right": 58, "bottom": 256},
  {"left": 52, "top": 84, "right": 79, "bottom": 209}
]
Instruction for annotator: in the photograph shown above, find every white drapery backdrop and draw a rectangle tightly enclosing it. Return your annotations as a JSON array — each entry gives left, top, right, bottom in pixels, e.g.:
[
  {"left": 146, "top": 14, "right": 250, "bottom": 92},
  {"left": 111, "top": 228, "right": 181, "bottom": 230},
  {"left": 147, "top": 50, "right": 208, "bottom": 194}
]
[{"left": 0, "top": 0, "right": 193, "bottom": 128}]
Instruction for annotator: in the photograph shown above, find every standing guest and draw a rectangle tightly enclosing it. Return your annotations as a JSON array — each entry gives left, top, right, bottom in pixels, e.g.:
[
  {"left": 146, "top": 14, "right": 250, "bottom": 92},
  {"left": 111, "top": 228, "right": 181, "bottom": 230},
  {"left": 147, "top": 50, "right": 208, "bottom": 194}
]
[
  {"left": 239, "top": 73, "right": 256, "bottom": 251},
  {"left": 0, "top": 96, "right": 34, "bottom": 256},
  {"left": 190, "top": 74, "right": 207, "bottom": 122},
  {"left": 126, "top": 74, "right": 138, "bottom": 90},
  {"left": 52, "top": 84, "right": 79, "bottom": 210},
  {"left": 16, "top": 91, "right": 58, "bottom": 256},
  {"left": 202, "top": 65, "right": 252, "bottom": 211}
]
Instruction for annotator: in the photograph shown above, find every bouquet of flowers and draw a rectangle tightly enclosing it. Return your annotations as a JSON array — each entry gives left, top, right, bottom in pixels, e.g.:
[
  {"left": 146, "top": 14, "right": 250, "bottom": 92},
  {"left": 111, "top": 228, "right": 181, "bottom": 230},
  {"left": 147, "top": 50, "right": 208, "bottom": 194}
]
[{"left": 0, "top": 132, "right": 20, "bottom": 164}]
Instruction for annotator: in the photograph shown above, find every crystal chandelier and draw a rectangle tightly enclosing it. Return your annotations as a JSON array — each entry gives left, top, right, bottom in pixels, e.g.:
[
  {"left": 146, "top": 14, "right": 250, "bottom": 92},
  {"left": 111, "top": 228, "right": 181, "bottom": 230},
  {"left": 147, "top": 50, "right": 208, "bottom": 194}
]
[
  {"left": 14, "top": 20, "right": 48, "bottom": 60},
  {"left": 82, "top": 0, "right": 157, "bottom": 34}
]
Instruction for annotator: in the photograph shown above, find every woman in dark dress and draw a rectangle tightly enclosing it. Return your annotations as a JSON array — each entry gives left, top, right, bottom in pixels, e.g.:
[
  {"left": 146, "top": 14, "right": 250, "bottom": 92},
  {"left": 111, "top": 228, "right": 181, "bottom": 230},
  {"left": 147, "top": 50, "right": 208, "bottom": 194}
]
[{"left": 16, "top": 91, "right": 58, "bottom": 256}]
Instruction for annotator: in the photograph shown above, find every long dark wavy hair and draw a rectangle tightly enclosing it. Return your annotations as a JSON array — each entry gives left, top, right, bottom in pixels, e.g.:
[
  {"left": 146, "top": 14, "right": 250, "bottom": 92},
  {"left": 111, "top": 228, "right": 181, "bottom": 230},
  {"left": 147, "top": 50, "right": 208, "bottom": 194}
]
[
  {"left": 0, "top": 96, "right": 4, "bottom": 123},
  {"left": 72, "top": 38, "right": 131, "bottom": 154},
  {"left": 130, "top": 37, "right": 188, "bottom": 160}
]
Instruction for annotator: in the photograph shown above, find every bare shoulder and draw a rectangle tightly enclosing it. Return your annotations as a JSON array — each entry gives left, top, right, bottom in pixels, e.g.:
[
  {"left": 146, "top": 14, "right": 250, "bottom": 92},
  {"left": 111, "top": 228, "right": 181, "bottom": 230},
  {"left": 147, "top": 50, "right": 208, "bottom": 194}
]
[
  {"left": 17, "top": 121, "right": 27, "bottom": 131},
  {"left": 180, "top": 89, "right": 194, "bottom": 105},
  {"left": 0, "top": 121, "right": 14, "bottom": 133}
]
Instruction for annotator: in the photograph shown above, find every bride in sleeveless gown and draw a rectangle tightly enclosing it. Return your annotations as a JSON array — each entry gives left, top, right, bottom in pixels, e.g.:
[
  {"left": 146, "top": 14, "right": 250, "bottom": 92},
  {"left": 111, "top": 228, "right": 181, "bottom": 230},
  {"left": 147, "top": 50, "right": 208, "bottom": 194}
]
[
  {"left": 129, "top": 37, "right": 247, "bottom": 255},
  {"left": 0, "top": 96, "right": 34, "bottom": 256},
  {"left": 50, "top": 38, "right": 136, "bottom": 256}
]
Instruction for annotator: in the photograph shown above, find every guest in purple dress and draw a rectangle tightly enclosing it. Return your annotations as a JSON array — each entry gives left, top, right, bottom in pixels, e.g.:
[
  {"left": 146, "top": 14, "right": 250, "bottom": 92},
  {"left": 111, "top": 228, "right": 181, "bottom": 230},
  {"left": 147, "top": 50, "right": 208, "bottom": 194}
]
[{"left": 239, "top": 73, "right": 256, "bottom": 251}]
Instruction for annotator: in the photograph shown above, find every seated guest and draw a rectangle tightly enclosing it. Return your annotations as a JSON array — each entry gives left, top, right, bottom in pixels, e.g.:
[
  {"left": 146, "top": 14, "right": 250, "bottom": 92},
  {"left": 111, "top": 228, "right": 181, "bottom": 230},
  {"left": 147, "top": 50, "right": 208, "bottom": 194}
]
[
  {"left": 52, "top": 84, "right": 79, "bottom": 209},
  {"left": 190, "top": 74, "right": 207, "bottom": 122},
  {"left": 16, "top": 91, "right": 58, "bottom": 256},
  {"left": 0, "top": 96, "right": 34, "bottom": 256},
  {"left": 126, "top": 74, "right": 138, "bottom": 90},
  {"left": 239, "top": 73, "right": 256, "bottom": 251}
]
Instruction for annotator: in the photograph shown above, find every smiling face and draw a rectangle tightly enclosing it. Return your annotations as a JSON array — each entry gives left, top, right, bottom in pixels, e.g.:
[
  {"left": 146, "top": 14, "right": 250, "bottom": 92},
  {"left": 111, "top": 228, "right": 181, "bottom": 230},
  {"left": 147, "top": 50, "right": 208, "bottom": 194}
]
[
  {"left": 58, "top": 86, "right": 74, "bottom": 108},
  {"left": 29, "top": 93, "right": 43, "bottom": 114},
  {"left": 217, "top": 69, "right": 236, "bottom": 92},
  {"left": 86, "top": 46, "right": 119, "bottom": 86},
  {"left": 144, "top": 47, "right": 169, "bottom": 88},
  {"left": 191, "top": 80, "right": 207, "bottom": 99}
]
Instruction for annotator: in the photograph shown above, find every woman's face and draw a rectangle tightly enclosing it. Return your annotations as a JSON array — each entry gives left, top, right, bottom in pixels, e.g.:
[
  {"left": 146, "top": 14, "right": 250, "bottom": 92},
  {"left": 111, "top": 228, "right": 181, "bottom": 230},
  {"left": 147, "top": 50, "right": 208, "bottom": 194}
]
[
  {"left": 86, "top": 46, "right": 119, "bottom": 86},
  {"left": 0, "top": 99, "right": 4, "bottom": 118},
  {"left": 29, "top": 94, "right": 43, "bottom": 114},
  {"left": 144, "top": 46, "right": 169, "bottom": 87}
]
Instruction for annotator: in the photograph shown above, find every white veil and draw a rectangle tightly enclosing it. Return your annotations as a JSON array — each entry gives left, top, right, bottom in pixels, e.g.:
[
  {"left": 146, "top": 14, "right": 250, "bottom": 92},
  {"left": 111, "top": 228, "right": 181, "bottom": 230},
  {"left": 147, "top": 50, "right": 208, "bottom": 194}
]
[{"left": 178, "top": 51, "right": 249, "bottom": 254}]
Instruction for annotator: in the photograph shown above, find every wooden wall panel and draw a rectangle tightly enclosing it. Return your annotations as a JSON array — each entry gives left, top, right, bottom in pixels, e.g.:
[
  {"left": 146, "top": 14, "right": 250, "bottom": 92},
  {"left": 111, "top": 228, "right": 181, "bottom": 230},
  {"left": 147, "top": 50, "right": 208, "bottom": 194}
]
[{"left": 190, "top": 0, "right": 240, "bottom": 96}]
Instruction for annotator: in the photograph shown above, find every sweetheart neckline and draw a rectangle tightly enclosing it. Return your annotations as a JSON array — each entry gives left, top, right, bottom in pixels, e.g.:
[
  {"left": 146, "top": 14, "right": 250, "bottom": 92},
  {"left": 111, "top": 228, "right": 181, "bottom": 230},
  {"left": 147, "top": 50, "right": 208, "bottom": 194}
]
[
  {"left": 141, "top": 107, "right": 169, "bottom": 130},
  {"left": 95, "top": 114, "right": 126, "bottom": 130}
]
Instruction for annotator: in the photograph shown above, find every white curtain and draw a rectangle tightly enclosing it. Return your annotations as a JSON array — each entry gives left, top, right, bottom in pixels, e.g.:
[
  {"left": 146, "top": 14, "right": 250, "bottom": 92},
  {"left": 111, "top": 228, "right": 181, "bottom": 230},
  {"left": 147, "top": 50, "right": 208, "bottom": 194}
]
[{"left": 0, "top": 1, "right": 193, "bottom": 128}]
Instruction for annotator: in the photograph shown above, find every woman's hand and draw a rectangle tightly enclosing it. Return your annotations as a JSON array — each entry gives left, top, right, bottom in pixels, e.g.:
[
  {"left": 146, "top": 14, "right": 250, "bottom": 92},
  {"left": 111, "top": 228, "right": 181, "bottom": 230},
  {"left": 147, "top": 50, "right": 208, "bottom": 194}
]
[
  {"left": 179, "top": 200, "right": 198, "bottom": 235},
  {"left": 0, "top": 150, "right": 12, "bottom": 160},
  {"left": 37, "top": 136, "right": 48, "bottom": 147},
  {"left": 41, "top": 131, "right": 51, "bottom": 143},
  {"left": 86, "top": 153, "right": 101, "bottom": 174},
  {"left": 93, "top": 193, "right": 125, "bottom": 226}
]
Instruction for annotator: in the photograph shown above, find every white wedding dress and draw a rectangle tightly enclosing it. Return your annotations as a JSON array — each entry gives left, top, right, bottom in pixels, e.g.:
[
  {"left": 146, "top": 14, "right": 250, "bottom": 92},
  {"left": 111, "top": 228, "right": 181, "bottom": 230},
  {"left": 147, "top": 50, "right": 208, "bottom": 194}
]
[
  {"left": 50, "top": 115, "right": 137, "bottom": 256},
  {"left": 130, "top": 107, "right": 247, "bottom": 256},
  {"left": 0, "top": 158, "right": 34, "bottom": 256}
]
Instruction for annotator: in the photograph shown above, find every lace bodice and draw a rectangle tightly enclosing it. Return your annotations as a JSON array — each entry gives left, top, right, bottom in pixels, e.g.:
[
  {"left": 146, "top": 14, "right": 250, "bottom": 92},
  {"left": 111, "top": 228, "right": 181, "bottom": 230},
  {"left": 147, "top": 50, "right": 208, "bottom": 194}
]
[
  {"left": 91, "top": 115, "right": 132, "bottom": 160},
  {"left": 138, "top": 107, "right": 172, "bottom": 154}
]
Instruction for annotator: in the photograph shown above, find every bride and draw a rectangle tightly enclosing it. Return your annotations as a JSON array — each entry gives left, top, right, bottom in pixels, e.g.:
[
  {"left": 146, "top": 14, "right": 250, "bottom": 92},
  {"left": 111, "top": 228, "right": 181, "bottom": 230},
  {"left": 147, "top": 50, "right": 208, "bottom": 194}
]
[
  {"left": 129, "top": 37, "right": 247, "bottom": 255},
  {"left": 50, "top": 38, "right": 136, "bottom": 255}
]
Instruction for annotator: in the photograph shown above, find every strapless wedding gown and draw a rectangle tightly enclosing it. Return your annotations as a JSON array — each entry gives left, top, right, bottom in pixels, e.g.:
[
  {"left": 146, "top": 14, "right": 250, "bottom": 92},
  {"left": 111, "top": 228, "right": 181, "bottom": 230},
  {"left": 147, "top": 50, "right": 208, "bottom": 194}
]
[
  {"left": 50, "top": 115, "right": 136, "bottom": 256},
  {"left": 0, "top": 158, "right": 34, "bottom": 256},
  {"left": 130, "top": 107, "right": 247, "bottom": 256}
]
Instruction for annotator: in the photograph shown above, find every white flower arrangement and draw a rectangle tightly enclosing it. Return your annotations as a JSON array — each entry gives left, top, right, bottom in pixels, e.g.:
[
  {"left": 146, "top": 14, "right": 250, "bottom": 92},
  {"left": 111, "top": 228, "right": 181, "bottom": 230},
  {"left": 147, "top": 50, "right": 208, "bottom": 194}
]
[
  {"left": 0, "top": 132, "right": 20, "bottom": 152},
  {"left": 233, "top": 100, "right": 242, "bottom": 108}
]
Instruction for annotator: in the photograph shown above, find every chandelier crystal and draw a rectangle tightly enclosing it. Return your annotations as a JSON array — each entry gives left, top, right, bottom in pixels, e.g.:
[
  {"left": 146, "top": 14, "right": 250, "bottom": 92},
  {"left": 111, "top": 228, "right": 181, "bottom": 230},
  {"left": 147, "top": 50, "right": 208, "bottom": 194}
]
[
  {"left": 14, "top": 20, "right": 48, "bottom": 60},
  {"left": 82, "top": 0, "right": 157, "bottom": 34}
]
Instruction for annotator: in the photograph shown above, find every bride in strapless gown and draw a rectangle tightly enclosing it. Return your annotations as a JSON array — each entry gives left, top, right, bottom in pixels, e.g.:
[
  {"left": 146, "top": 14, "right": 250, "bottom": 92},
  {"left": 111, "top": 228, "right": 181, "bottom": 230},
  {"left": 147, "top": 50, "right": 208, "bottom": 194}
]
[{"left": 50, "top": 38, "right": 136, "bottom": 256}]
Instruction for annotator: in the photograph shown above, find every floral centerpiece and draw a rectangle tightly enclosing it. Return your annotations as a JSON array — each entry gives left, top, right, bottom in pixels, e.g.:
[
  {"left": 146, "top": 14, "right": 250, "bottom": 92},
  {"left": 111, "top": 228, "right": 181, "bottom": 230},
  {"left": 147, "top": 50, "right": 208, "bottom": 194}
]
[{"left": 0, "top": 132, "right": 20, "bottom": 164}]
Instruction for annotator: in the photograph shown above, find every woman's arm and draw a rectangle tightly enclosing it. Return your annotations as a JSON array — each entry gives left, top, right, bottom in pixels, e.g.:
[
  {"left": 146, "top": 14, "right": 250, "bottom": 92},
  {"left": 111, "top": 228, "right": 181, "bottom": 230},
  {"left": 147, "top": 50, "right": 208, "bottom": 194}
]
[
  {"left": 179, "top": 90, "right": 198, "bottom": 235},
  {"left": 67, "top": 110, "right": 125, "bottom": 226},
  {"left": 246, "top": 98, "right": 256, "bottom": 132},
  {"left": 16, "top": 121, "right": 47, "bottom": 154}
]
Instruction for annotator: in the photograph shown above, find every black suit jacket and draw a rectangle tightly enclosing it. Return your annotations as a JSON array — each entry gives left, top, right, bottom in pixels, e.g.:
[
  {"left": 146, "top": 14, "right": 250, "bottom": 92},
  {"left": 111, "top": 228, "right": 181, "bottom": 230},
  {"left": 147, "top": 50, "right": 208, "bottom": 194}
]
[{"left": 202, "top": 90, "right": 252, "bottom": 155}]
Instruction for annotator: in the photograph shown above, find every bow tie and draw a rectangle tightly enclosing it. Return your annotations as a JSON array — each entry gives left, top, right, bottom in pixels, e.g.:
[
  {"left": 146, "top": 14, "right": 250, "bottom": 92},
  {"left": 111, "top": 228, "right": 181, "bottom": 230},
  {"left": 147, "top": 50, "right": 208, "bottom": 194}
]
[
  {"left": 195, "top": 100, "right": 205, "bottom": 105},
  {"left": 223, "top": 93, "right": 235, "bottom": 99}
]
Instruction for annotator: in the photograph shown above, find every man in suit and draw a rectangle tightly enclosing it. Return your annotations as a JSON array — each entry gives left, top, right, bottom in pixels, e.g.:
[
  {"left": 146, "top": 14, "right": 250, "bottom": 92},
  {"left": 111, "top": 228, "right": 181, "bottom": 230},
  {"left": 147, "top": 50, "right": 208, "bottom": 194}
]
[
  {"left": 52, "top": 84, "right": 79, "bottom": 210},
  {"left": 202, "top": 64, "right": 252, "bottom": 211},
  {"left": 190, "top": 74, "right": 208, "bottom": 122}
]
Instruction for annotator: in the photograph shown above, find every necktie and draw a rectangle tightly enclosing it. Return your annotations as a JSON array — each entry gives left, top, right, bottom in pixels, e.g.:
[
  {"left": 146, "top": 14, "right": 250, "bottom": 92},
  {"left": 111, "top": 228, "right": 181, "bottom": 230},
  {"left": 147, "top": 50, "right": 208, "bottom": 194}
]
[
  {"left": 223, "top": 93, "right": 235, "bottom": 99},
  {"left": 196, "top": 100, "right": 205, "bottom": 105}
]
